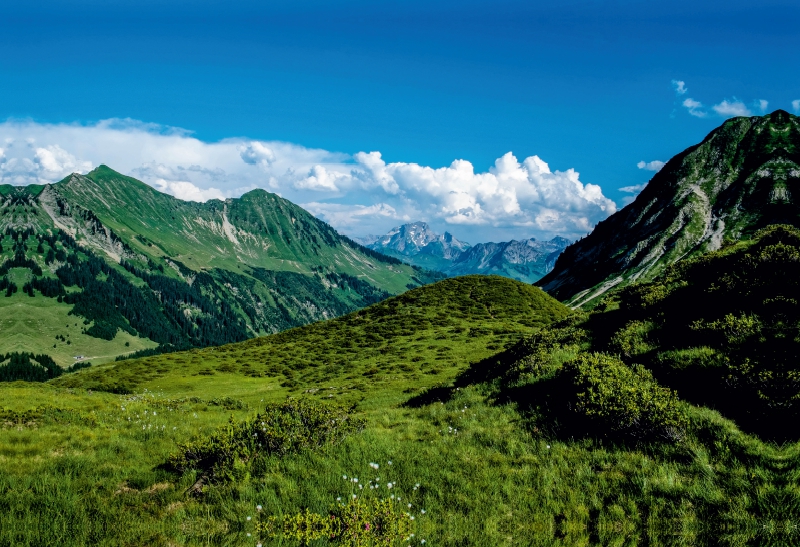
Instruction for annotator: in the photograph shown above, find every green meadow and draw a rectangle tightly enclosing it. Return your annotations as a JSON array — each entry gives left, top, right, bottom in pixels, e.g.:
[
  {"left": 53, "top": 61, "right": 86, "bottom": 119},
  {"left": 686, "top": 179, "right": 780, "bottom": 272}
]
[
  {"left": 0, "top": 268, "right": 157, "bottom": 367},
  {"left": 2, "top": 275, "right": 797, "bottom": 546}
]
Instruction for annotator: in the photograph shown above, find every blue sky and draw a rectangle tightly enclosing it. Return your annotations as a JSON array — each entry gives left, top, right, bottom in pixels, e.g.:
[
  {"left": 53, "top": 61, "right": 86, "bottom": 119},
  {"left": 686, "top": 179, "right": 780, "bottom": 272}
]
[{"left": 1, "top": 0, "right": 798, "bottom": 242}]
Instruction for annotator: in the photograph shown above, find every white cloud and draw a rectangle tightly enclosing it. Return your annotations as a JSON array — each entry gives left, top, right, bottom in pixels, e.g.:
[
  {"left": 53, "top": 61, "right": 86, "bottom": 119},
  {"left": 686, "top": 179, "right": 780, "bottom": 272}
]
[
  {"left": 0, "top": 118, "right": 618, "bottom": 241},
  {"left": 792, "top": 100, "right": 800, "bottom": 113},
  {"left": 293, "top": 165, "right": 343, "bottom": 192},
  {"left": 672, "top": 80, "right": 687, "bottom": 95},
  {"left": 239, "top": 141, "right": 275, "bottom": 169},
  {"left": 154, "top": 179, "right": 226, "bottom": 202},
  {"left": 619, "top": 184, "right": 646, "bottom": 193},
  {"left": 712, "top": 99, "right": 752, "bottom": 117},
  {"left": 682, "top": 98, "right": 707, "bottom": 118},
  {"left": 756, "top": 99, "right": 769, "bottom": 113},
  {"left": 302, "top": 202, "right": 404, "bottom": 230},
  {"left": 637, "top": 160, "right": 665, "bottom": 172}
]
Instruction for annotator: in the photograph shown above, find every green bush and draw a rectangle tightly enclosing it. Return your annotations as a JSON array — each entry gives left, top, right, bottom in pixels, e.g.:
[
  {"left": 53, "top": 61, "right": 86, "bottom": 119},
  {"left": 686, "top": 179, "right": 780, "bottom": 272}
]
[
  {"left": 560, "top": 353, "right": 687, "bottom": 441},
  {"left": 609, "top": 320, "right": 655, "bottom": 358},
  {"left": 167, "top": 398, "right": 366, "bottom": 484}
]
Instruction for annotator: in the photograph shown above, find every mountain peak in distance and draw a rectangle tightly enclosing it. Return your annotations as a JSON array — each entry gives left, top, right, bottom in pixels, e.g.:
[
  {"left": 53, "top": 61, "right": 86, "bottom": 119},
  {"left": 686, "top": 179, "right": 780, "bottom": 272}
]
[{"left": 366, "top": 222, "right": 570, "bottom": 283}]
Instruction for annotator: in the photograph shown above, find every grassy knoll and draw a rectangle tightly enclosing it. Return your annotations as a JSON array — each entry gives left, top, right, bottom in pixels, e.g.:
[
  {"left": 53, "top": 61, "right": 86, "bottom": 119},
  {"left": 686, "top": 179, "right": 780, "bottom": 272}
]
[{"left": 2, "top": 274, "right": 795, "bottom": 546}]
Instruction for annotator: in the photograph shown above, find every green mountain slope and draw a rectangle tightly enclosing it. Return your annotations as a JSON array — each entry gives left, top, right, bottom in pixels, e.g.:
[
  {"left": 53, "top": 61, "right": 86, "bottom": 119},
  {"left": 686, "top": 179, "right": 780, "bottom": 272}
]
[
  {"left": 53, "top": 275, "right": 570, "bottom": 394},
  {"left": 0, "top": 166, "right": 442, "bottom": 365},
  {"left": 538, "top": 109, "right": 800, "bottom": 307}
]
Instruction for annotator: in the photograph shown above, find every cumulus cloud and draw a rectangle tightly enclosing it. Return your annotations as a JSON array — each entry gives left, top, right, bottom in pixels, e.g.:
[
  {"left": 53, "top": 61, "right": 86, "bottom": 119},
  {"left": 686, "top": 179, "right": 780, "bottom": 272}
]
[
  {"left": 792, "top": 100, "right": 800, "bottom": 113},
  {"left": 682, "top": 98, "right": 707, "bottom": 118},
  {"left": 712, "top": 99, "right": 752, "bottom": 117},
  {"left": 239, "top": 141, "right": 275, "bottom": 169},
  {"left": 637, "top": 160, "right": 665, "bottom": 172},
  {"left": 0, "top": 118, "right": 618, "bottom": 241},
  {"left": 672, "top": 80, "right": 687, "bottom": 95}
]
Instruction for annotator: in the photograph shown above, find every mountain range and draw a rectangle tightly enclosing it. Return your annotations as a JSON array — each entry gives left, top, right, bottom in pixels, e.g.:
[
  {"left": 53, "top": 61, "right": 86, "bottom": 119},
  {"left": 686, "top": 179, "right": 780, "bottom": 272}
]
[
  {"left": 0, "top": 166, "right": 442, "bottom": 365},
  {"left": 361, "top": 221, "right": 570, "bottom": 283},
  {"left": 539, "top": 109, "right": 800, "bottom": 307}
]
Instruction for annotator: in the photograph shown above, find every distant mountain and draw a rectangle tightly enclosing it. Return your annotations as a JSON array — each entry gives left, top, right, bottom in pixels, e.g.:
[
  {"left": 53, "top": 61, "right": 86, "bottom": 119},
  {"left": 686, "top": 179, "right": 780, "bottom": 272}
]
[
  {"left": 538, "top": 110, "right": 800, "bottom": 307},
  {"left": 0, "top": 166, "right": 442, "bottom": 365},
  {"left": 365, "top": 222, "right": 569, "bottom": 283},
  {"left": 447, "top": 237, "right": 571, "bottom": 283}
]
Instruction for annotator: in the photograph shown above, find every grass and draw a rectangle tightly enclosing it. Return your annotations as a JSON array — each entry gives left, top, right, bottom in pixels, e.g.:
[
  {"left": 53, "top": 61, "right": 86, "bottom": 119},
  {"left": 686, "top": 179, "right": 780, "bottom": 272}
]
[
  {"left": 2, "top": 275, "right": 797, "bottom": 546},
  {"left": 0, "top": 269, "right": 156, "bottom": 367}
]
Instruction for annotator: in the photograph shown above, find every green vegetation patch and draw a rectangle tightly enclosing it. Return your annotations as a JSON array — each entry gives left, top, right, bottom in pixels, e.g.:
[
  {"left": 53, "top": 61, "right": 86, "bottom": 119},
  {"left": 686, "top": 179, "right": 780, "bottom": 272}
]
[{"left": 168, "top": 398, "right": 365, "bottom": 487}]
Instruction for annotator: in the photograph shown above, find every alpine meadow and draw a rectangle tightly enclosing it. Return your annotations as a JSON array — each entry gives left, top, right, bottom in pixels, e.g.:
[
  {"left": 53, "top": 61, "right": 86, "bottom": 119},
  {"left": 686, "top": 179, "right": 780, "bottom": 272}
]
[{"left": 3, "top": 109, "right": 800, "bottom": 546}]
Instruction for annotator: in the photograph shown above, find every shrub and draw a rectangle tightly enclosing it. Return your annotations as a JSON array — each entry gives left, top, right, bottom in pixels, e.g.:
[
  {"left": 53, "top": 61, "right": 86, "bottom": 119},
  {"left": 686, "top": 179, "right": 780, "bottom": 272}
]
[
  {"left": 609, "top": 320, "right": 655, "bottom": 358},
  {"left": 560, "top": 353, "right": 687, "bottom": 441},
  {"left": 167, "top": 398, "right": 365, "bottom": 485}
]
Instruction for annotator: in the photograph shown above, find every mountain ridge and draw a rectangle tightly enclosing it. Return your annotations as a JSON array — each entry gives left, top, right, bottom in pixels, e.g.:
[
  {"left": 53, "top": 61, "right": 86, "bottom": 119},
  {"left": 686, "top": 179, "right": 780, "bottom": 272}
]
[
  {"left": 365, "top": 221, "right": 570, "bottom": 282},
  {"left": 0, "top": 166, "right": 443, "bottom": 365},
  {"left": 538, "top": 109, "right": 800, "bottom": 306}
]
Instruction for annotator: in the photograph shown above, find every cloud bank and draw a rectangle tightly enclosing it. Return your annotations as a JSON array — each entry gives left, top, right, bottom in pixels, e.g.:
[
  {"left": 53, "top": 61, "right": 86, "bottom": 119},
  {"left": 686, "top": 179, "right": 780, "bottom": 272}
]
[{"left": 0, "top": 118, "right": 617, "bottom": 241}]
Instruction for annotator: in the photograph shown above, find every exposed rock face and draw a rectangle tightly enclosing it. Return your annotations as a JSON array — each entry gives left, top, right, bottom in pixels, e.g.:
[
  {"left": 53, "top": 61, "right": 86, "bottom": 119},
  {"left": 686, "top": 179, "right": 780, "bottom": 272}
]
[
  {"left": 538, "top": 110, "right": 800, "bottom": 307},
  {"left": 368, "top": 222, "right": 470, "bottom": 259},
  {"left": 447, "top": 237, "right": 570, "bottom": 283}
]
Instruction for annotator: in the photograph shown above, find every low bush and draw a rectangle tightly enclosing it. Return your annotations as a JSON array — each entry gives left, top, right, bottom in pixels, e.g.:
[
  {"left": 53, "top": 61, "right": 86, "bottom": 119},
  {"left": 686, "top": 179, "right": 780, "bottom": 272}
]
[
  {"left": 560, "top": 352, "right": 687, "bottom": 441},
  {"left": 167, "top": 398, "right": 366, "bottom": 485}
]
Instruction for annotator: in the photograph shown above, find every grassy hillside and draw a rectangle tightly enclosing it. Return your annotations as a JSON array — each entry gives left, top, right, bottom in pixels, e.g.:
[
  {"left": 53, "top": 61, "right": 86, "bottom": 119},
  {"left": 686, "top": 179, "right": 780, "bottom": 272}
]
[
  {"left": 53, "top": 275, "right": 568, "bottom": 395},
  {"left": 2, "top": 275, "right": 585, "bottom": 546},
  {"left": 6, "top": 271, "right": 799, "bottom": 546}
]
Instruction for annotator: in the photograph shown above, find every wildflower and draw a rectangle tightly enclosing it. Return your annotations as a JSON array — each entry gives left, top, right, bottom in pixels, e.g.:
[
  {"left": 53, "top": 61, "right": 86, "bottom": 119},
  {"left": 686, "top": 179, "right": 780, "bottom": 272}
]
[
  {"left": 256, "top": 505, "right": 262, "bottom": 511},
  {"left": 387, "top": 482, "right": 393, "bottom": 489},
  {"left": 336, "top": 497, "right": 341, "bottom": 501},
  {"left": 421, "top": 509, "right": 426, "bottom": 514},
  {"left": 246, "top": 516, "right": 252, "bottom": 521},
  {"left": 408, "top": 503, "right": 412, "bottom": 508},
  {"left": 343, "top": 475, "right": 347, "bottom": 479},
  {"left": 387, "top": 461, "right": 392, "bottom": 465}
]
